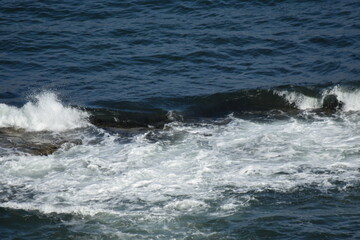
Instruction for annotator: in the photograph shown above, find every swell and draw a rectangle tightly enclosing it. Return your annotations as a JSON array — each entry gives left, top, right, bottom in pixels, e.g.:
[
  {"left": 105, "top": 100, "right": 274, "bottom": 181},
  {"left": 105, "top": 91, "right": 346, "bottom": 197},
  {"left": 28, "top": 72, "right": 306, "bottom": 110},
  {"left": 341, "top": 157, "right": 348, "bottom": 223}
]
[
  {"left": 88, "top": 83, "right": 360, "bottom": 128},
  {"left": 1, "top": 83, "right": 360, "bottom": 132}
]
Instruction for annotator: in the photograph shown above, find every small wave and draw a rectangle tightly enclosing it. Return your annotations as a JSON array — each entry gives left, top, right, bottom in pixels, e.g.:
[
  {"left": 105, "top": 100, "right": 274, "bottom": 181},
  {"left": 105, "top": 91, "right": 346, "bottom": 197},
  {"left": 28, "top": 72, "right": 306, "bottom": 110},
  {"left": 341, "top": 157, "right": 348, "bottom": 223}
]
[
  {"left": 274, "top": 90, "right": 320, "bottom": 110},
  {"left": 325, "top": 85, "right": 360, "bottom": 111},
  {"left": 85, "top": 83, "right": 360, "bottom": 129},
  {"left": 275, "top": 85, "right": 360, "bottom": 111},
  {"left": 0, "top": 92, "right": 90, "bottom": 132}
]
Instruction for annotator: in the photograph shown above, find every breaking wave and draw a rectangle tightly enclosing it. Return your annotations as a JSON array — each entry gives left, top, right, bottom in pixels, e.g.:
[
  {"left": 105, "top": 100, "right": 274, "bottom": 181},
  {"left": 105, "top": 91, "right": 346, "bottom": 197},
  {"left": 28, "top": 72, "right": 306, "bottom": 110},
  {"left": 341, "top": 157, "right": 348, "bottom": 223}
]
[
  {"left": 0, "top": 92, "right": 90, "bottom": 131},
  {"left": 1, "top": 85, "right": 360, "bottom": 238},
  {"left": 1, "top": 84, "right": 360, "bottom": 132},
  {"left": 275, "top": 85, "right": 360, "bottom": 111},
  {"left": 87, "top": 84, "right": 360, "bottom": 128}
]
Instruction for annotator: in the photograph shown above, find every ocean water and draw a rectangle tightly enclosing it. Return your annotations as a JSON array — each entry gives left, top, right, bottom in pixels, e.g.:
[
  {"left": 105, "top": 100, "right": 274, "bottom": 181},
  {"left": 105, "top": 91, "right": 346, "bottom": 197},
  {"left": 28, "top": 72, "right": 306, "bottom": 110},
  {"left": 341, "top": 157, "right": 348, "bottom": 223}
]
[{"left": 1, "top": 0, "right": 360, "bottom": 239}]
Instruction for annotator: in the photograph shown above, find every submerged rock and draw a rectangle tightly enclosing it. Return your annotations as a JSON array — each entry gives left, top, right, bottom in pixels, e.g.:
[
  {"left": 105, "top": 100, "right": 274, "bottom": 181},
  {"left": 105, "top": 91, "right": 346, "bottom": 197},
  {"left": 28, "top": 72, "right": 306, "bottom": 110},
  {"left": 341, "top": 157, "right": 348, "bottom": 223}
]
[
  {"left": 88, "top": 108, "right": 168, "bottom": 129},
  {"left": 0, "top": 128, "right": 82, "bottom": 156},
  {"left": 322, "top": 94, "right": 343, "bottom": 111}
]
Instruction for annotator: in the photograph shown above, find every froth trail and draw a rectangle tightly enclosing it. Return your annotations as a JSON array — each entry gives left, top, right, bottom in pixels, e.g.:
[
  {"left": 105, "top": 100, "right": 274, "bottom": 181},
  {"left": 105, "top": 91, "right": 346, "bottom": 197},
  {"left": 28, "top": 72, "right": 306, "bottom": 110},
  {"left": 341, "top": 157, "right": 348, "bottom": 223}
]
[
  {"left": 0, "top": 106, "right": 360, "bottom": 238},
  {"left": 0, "top": 92, "right": 90, "bottom": 131},
  {"left": 1, "top": 115, "right": 359, "bottom": 217}
]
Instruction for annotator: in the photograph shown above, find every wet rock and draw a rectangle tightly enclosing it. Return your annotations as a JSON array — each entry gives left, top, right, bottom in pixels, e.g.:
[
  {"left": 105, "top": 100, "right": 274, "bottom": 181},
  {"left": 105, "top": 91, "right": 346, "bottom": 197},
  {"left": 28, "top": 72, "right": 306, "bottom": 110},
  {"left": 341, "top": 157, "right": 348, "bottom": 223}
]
[
  {"left": 88, "top": 108, "right": 168, "bottom": 129},
  {"left": 322, "top": 94, "right": 343, "bottom": 111},
  {"left": 0, "top": 128, "right": 82, "bottom": 156},
  {"left": 25, "top": 143, "right": 62, "bottom": 156}
]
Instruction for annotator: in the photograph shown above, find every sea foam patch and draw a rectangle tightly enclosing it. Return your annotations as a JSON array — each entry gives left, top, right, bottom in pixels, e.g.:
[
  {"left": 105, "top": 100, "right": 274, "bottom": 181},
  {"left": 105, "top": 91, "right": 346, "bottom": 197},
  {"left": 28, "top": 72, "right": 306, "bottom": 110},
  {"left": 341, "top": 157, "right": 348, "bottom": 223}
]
[
  {"left": 0, "top": 92, "right": 89, "bottom": 131},
  {"left": 1, "top": 114, "right": 359, "bottom": 219}
]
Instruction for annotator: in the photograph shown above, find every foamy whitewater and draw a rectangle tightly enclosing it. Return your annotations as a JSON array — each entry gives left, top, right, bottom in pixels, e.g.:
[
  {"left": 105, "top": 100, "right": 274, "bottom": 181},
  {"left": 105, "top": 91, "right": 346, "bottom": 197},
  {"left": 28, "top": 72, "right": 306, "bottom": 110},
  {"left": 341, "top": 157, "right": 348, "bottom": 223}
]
[
  {"left": 275, "top": 85, "right": 360, "bottom": 111},
  {"left": 0, "top": 91, "right": 360, "bottom": 238},
  {"left": 0, "top": 92, "right": 89, "bottom": 132},
  {"left": 1, "top": 0, "right": 359, "bottom": 237}
]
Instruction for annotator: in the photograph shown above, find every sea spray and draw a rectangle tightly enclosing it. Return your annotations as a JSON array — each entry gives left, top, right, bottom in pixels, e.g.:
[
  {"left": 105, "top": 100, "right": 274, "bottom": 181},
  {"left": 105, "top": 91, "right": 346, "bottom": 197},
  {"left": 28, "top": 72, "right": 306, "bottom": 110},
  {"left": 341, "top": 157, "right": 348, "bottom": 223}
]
[
  {"left": 274, "top": 90, "right": 320, "bottom": 110},
  {"left": 325, "top": 85, "right": 360, "bottom": 111},
  {"left": 0, "top": 92, "right": 90, "bottom": 131},
  {"left": 275, "top": 85, "right": 360, "bottom": 111}
]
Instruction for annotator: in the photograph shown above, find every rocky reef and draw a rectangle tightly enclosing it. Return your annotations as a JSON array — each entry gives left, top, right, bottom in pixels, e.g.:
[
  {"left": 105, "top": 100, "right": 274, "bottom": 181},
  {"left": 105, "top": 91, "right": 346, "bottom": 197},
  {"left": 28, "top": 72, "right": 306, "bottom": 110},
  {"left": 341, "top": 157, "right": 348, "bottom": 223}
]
[{"left": 0, "top": 128, "right": 82, "bottom": 156}]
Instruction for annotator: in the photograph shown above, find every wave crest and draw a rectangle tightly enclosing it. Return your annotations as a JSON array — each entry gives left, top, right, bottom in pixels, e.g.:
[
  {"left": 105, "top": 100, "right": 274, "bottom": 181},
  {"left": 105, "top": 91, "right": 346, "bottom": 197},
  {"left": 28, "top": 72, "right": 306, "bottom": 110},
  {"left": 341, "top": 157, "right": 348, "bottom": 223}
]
[
  {"left": 275, "top": 85, "right": 360, "bottom": 111},
  {"left": 0, "top": 92, "right": 90, "bottom": 131}
]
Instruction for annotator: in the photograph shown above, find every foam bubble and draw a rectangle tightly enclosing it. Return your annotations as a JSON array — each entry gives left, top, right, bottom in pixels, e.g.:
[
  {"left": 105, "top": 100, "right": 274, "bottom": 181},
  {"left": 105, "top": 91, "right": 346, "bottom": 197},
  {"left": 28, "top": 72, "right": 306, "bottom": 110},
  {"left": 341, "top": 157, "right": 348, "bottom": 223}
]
[{"left": 0, "top": 92, "right": 90, "bottom": 131}]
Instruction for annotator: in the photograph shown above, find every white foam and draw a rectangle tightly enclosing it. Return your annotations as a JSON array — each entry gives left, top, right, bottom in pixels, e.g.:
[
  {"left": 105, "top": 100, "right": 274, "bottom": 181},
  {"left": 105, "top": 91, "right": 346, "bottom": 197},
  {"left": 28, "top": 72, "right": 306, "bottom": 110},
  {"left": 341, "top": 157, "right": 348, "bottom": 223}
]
[
  {"left": 0, "top": 92, "right": 90, "bottom": 131},
  {"left": 0, "top": 112, "right": 360, "bottom": 229},
  {"left": 164, "top": 199, "right": 208, "bottom": 212},
  {"left": 275, "top": 85, "right": 360, "bottom": 111},
  {"left": 274, "top": 90, "right": 320, "bottom": 110},
  {"left": 325, "top": 85, "right": 360, "bottom": 111},
  {"left": 0, "top": 202, "right": 108, "bottom": 216}
]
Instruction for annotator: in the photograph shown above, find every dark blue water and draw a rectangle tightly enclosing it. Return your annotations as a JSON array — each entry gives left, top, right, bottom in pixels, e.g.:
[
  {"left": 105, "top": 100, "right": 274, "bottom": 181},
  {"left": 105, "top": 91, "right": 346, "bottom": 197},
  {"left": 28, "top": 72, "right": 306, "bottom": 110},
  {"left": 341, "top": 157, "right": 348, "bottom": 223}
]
[
  {"left": 1, "top": 0, "right": 360, "bottom": 239},
  {"left": 1, "top": 0, "right": 359, "bottom": 104}
]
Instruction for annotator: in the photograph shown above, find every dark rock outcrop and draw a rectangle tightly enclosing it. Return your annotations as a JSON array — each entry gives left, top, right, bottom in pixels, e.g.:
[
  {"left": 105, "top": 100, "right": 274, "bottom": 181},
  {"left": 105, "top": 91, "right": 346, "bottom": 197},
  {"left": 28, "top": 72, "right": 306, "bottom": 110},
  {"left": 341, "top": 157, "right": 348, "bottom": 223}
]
[{"left": 322, "top": 94, "right": 343, "bottom": 111}]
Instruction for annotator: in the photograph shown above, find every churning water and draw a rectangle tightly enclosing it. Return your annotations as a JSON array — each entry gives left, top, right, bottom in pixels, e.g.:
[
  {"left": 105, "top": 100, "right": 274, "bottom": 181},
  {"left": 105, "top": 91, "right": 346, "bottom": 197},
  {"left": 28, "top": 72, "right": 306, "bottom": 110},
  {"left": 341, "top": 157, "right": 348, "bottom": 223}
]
[{"left": 1, "top": 0, "right": 360, "bottom": 239}]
